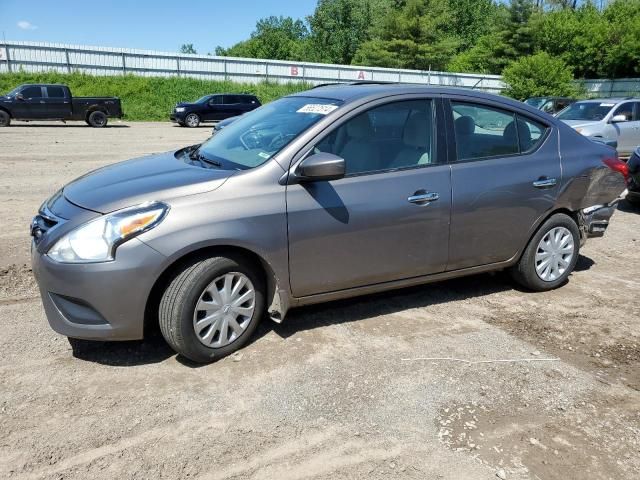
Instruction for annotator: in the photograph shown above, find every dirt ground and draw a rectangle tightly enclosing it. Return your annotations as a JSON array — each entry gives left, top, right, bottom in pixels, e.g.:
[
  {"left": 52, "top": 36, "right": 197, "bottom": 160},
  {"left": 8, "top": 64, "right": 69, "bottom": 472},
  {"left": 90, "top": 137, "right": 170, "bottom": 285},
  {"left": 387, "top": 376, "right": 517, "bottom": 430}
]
[{"left": 0, "top": 121, "right": 639, "bottom": 480}]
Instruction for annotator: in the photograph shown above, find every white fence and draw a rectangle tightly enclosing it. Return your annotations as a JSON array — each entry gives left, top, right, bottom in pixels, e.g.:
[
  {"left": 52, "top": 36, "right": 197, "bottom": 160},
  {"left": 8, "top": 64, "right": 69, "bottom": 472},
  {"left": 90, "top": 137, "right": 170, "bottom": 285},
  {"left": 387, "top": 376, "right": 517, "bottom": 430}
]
[
  {"left": 578, "top": 78, "right": 640, "bottom": 98},
  {"left": 0, "top": 40, "right": 505, "bottom": 93}
]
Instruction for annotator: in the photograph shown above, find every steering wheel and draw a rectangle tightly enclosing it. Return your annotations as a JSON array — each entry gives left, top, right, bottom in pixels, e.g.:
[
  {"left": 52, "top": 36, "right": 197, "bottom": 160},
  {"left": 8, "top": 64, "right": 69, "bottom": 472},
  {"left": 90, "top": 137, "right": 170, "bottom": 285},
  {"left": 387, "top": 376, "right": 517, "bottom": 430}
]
[
  {"left": 267, "top": 132, "right": 296, "bottom": 151},
  {"left": 239, "top": 130, "right": 260, "bottom": 150}
]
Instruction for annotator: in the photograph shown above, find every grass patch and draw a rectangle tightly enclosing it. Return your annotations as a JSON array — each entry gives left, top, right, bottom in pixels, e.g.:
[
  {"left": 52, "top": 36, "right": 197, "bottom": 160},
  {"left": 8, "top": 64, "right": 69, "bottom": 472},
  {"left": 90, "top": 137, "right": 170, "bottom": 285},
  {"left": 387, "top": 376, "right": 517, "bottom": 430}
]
[{"left": 0, "top": 72, "right": 311, "bottom": 121}]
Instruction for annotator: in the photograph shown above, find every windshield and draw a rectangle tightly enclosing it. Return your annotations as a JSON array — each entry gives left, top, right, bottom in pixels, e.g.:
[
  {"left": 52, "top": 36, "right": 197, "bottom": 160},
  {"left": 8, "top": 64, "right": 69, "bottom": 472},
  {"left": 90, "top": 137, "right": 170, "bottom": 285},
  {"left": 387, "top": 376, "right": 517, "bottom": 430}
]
[
  {"left": 194, "top": 96, "right": 342, "bottom": 170},
  {"left": 524, "top": 98, "right": 546, "bottom": 108},
  {"left": 557, "top": 101, "right": 615, "bottom": 121},
  {"left": 194, "top": 95, "right": 212, "bottom": 103},
  {"left": 4, "top": 86, "right": 21, "bottom": 97}
]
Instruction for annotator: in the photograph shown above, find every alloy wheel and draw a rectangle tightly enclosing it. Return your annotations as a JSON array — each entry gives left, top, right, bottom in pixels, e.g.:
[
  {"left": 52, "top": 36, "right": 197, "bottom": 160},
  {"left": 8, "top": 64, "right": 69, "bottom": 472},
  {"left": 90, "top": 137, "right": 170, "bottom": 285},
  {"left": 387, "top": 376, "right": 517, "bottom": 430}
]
[{"left": 185, "top": 114, "right": 199, "bottom": 127}]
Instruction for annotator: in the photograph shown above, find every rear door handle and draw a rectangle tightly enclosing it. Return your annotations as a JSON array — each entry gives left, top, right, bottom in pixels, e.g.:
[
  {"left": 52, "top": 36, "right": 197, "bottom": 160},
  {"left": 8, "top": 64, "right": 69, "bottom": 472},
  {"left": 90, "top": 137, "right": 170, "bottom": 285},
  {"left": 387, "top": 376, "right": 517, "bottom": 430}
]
[
  {"left": 532, "top": 177, "right": 557, "bottom": 189},
  {"left": 408, "top": 191, "right": 439, "bottom": 204}
]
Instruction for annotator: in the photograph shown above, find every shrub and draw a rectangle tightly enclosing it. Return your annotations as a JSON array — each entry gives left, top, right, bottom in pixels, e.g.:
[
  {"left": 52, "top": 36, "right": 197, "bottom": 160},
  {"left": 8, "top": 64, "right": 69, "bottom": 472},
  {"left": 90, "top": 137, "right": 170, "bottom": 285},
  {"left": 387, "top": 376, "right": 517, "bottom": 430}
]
[{"left": 502, "top": 52, "right": 580, "bottom": 100}]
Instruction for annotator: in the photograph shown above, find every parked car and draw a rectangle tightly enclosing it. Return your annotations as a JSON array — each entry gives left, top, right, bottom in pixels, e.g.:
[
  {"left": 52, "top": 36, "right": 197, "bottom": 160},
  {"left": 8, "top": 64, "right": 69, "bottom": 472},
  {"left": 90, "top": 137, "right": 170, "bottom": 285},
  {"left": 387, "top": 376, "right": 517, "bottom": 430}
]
[
  {"left": 170, "top": 94, "right": 260, "bottom": 128},
  {"left": 627, "top": 146, "right": 640, "bottom": 204},
  {"left": 556, "top": 98, "right": 640, "bottom": 157},
  {"left": 31, "top": 84, "right": 627, "bottom": 363},
  {"left": 211, "top": 115, "right": 239, "bottom": 136},
  {"left": 0, "top": 84, "right": 123, "bottom": 127},
  {"left": 524, "top": 96, "right": 575, "bottom": 115}
]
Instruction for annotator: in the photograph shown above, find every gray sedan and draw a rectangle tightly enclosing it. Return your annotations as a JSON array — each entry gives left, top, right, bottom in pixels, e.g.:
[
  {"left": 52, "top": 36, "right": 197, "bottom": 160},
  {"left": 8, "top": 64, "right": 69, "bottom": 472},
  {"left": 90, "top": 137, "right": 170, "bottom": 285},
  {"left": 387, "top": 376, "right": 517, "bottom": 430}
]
[{"left": 31, "top": 84, "right": 627, "bottom": 363}]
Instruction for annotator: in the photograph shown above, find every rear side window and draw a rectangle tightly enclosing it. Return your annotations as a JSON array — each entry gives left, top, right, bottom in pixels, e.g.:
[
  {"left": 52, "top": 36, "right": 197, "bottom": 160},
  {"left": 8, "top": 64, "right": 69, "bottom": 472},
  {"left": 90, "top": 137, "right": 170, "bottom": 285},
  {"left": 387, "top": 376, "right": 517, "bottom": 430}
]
[
  {"left": 240, "top": 96, "right": 258, "bottom": 104},
  {"left": 451, "top": 102, "right": 547, "bottom": 161},
  {"left": 224, "top": 95, "right": 242, "bottom": 104},
  {"left": 21, "top": 86, "right": 42, "bottom": 98},
  {"left": 46, "top": 86, "right": 66, "bottom": 98}
]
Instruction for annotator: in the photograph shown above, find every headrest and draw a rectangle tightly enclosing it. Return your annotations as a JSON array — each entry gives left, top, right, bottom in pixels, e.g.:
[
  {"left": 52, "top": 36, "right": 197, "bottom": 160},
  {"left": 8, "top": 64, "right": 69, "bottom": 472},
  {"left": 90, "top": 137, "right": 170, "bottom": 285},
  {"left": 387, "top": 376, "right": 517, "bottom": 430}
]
[
  {"left": 403, "top": 112, "right": 430, "bottom": 148},
  {"left": 454, "top": 116, "right": 475, "bottom": 135},
  {"left": 504, "top": 119, "right": 532, "bottom": 148},
  {"left": 346, "top": 114, "right": 373, "bottom": 139}
]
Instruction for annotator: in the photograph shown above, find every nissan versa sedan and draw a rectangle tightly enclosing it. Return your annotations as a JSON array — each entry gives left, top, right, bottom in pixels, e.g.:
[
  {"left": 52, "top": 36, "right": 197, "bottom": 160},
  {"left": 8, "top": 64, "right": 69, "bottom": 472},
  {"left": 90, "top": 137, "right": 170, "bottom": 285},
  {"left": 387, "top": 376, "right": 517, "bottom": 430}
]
[{"left": 31, "top": 84, "right": 628, "bottom": 363}]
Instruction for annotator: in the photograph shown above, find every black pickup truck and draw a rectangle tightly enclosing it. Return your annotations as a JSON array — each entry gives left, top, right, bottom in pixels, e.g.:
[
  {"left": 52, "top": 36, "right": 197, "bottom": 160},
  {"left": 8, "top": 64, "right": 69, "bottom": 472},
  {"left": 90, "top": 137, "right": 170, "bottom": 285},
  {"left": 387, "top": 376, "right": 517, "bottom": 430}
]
[{"left": 0, "top": 84, "right": 123, "bottom": 127}]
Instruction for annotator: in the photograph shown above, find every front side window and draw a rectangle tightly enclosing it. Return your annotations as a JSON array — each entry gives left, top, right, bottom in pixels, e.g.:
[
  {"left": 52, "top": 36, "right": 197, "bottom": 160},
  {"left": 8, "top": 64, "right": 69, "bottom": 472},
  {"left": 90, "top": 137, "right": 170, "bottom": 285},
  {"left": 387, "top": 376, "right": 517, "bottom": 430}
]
[
  {"left": 21, "top": 86, "right": 42, "bottom": 98},
  {"left": 612, "top": 102, "right": 634, "bottom": 121},
  {"left": 194, "top": 96, "right": 341, "bottom": 170},
  {"left": 314, "top": 99, "right": 434, "bottom": 175},
  {"left": 207, "top": 96, "right": 222, "bottom": 105},
  {"left": 451, "top": 102, "right": 548, "bottom": 160}
]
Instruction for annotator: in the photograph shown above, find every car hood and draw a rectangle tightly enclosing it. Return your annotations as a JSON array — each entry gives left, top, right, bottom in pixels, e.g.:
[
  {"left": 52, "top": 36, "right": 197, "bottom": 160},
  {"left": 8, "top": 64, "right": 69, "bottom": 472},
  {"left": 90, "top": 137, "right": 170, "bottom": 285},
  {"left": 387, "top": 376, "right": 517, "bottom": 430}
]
[
  {"left": 63, "top": 150, "right": 235, "bottom": 213},
  {"left": 175, "top": 102, "right": 196, "bottom": 108},
  {"left": 560, "top": 120, "right": 600, "bottom": 128}
]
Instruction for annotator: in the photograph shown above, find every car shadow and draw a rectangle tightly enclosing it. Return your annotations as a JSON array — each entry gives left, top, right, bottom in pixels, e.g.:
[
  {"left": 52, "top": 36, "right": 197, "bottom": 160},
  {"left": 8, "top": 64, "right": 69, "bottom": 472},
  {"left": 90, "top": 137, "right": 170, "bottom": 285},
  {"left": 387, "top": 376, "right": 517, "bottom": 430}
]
[
  {"left": 68, "top": 334, "right": 174, "bottom": 366},
  {"left": 618, "top": 199, "right": 639, "bottom": 214},
  {"left": 68, "top": 255, "right": 596, "bottom": 367}
]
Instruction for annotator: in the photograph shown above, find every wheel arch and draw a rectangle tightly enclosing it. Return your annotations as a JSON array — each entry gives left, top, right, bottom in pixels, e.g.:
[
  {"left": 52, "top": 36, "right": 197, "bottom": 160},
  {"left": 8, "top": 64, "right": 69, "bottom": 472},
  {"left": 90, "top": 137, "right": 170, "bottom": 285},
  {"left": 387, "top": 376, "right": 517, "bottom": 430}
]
[
  {"left": 515, "top": 207, "right": 581, "bottom": 264},
  {"left": 144, "top": 244, "right": 279, "bottom": 336},
  {"left": 84, "top": 106, "right": 108, "bottom": 121},
  {"left": 0, "top": 106, "right": 12, "bottom": 118}
]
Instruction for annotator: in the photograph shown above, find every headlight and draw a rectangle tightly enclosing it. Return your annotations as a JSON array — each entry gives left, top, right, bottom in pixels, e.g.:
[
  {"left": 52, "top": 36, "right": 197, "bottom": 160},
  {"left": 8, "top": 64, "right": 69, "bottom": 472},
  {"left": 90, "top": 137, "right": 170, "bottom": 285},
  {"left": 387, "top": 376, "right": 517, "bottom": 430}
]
[
  {"left": 574, "top": 128, "right": 583, "bottom": 134},
  {"left": 47, "top": 202, "right": 169, "bottom": 263},
  {"left": 175, "top": 107, "right": 186, "bottom": 113}
]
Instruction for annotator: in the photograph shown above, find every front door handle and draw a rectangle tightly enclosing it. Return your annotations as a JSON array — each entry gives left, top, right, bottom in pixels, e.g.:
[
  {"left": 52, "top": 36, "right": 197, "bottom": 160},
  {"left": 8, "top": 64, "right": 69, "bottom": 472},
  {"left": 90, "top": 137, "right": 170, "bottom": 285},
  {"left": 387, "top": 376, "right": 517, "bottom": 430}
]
[
  {"left": 408, "top": 191, "right": 439, "bottom": 204},
  {"left": 532, "top": 177, "right": 557, "bottom": 189}
]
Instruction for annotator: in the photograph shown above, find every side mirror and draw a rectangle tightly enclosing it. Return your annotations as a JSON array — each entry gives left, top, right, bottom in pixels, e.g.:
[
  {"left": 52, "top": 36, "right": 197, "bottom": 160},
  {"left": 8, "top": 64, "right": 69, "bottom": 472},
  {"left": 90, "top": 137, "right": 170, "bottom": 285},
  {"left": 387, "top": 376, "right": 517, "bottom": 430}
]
[
  {"left": 294, "top": 152, "right": 345, "bottom": 182},
  {"left": 611, "top": 114, "right": 628, "bottom": 123},
  {"left": 15, "top": 93, "right": 24, "bottom": 101}
]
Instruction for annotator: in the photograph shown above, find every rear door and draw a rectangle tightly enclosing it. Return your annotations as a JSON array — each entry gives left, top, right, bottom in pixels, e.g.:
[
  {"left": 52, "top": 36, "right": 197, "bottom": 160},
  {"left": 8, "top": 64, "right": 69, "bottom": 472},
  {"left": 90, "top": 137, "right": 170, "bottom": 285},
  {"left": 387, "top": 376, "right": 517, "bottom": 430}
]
[
  {"left": 445, "top": 97, "right": 560, "bottom": 270},
  {"left": 221, "top": 95, "right": 243, "bottom": 119},
  {"left": 286, "top": 97, "right": 451, "bottom": 297},
  {"left": 43, "top": 86, "right": 71, "bottom": 118}
]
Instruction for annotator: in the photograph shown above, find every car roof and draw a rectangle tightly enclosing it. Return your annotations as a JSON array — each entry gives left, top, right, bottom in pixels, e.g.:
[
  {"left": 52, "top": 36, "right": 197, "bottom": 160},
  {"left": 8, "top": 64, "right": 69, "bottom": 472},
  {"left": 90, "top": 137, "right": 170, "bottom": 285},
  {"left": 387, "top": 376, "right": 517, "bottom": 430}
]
[{"left": 288, "top": 83, "right": 547, "bottom": 116}]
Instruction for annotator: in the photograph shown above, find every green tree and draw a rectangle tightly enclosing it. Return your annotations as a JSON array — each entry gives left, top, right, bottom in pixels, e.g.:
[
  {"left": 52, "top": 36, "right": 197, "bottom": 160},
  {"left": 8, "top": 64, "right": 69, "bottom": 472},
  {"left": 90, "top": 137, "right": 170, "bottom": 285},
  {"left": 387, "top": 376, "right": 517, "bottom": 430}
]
[
  {"left": 215, "top": 16, "right": 308, "bottom": 60},
  {"left": 352, "top": 0, "right": 459, "bottom": 70},
  {"left": 306, "top": 0, "right": 386, "bottom": 64},
  {"left": 502, "top": 52, "right": 580, "bottom": 99},
  {"left": 179, "top": 44, "right": 197, "bottom": 54}
]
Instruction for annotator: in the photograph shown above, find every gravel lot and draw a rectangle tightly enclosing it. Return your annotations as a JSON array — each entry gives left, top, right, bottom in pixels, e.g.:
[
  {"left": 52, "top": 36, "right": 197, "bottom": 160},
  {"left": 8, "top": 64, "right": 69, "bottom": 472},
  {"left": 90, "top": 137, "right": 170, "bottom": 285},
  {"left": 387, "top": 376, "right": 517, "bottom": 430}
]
[{"left": 1, "top": 121, "right": 639, "bottom": 480}]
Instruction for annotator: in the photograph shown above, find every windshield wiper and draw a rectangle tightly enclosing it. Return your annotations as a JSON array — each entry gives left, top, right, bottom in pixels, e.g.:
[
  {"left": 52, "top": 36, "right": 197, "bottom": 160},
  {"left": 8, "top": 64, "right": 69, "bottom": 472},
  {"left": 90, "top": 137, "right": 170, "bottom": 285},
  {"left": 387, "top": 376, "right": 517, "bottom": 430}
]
[{"left": 188, "top": 148, "right": 222, "bottom": 168}]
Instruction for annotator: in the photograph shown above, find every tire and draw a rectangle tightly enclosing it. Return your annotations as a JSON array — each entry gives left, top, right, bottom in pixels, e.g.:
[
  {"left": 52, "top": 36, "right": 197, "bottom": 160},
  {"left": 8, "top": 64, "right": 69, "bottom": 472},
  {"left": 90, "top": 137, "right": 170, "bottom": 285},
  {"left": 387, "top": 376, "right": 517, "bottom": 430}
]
[
  {"left": 510, "top": 213, "right": 580, "bottom": 292},
  {"left": 87, "top": 110, "right": 108, "bottom": 128},
  {"left": 184, "top": 113, "right": 200, "bottom": 128},
  {"left": 159, "top": 255, "right": 265, "bottom": 363},
  {"left": 0, "top": 110, "right": 10, "bottom": 127}
]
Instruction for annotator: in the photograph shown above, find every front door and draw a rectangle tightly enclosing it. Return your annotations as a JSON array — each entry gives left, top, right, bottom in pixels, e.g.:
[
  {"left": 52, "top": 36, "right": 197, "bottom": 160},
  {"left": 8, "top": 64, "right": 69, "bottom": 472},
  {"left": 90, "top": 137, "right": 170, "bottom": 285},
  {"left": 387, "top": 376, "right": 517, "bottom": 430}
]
[
  {"left": 611, "top": 101, "right": 640, "bottom": 155},
  {"left": 445, "top": 97, "right": 561, "bottom": 270},
  {"left": 287, "top": 98, "right": 451, "bottom": 297},
  {"left": 13, "top": 85, "right": 45, "bottom": 119}
]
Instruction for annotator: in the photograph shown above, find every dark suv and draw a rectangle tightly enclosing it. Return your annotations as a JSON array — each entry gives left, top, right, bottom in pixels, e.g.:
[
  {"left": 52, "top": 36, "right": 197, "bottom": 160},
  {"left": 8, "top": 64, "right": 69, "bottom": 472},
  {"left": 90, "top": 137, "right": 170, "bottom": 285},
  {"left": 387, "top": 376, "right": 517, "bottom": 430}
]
[{"left": 170, "top": 94, "right": 261, "bottom": 127}]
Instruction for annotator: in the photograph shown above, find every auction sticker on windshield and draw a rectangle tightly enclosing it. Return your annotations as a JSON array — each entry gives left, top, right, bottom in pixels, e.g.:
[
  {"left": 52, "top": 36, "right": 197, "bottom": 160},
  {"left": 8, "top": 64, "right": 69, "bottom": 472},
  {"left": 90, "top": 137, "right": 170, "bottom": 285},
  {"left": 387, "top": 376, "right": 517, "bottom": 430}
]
[{"left": 297, "top": 104, "right": 339, "bottom": 115}]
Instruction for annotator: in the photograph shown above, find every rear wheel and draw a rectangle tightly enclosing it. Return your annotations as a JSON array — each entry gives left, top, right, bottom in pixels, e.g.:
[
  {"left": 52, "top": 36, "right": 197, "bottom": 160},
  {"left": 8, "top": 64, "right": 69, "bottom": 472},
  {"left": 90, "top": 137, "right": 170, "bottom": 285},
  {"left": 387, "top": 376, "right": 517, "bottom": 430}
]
[
  {"left": 159, "top": 255, "right": 265, "bottom": 363},
  {"left": 0, "top": 110, "right": 10, "bottom": 127},
  {"left": 87, "top": 111, "right": 108, "bottom": 128},
  {"left": 184, "top": 113, "right": 200, "bottom": 128},
  {"left": 510, "top": 213, "right": 580, "bottom": 291}
]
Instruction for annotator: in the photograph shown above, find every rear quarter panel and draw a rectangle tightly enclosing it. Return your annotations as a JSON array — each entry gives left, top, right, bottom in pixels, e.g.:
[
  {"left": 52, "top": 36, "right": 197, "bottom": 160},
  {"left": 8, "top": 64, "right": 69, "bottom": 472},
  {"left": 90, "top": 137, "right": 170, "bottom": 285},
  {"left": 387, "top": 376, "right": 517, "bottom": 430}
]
[{"left": 556, "top": 122, "right": 626, "bottom": 210}]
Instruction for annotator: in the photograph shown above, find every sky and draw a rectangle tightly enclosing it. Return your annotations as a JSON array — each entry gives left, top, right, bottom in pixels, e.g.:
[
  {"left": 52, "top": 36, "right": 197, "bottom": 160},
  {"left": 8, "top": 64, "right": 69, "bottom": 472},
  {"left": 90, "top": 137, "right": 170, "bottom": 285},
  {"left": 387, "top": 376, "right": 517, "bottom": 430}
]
[{"left": 0, "top": 0, "right": 318, "bottom": 53}]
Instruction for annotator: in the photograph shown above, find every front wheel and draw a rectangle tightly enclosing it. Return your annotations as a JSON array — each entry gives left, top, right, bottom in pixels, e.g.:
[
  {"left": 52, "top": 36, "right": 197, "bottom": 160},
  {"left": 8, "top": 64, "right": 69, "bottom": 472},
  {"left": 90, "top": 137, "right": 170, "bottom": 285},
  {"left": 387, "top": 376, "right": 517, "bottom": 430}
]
[
  {"left": 0, "top": 110, "right": 10, "bottom": 127},
  {"left": 510, "top": 213, "right": 580, "bottom": 291},
  {"left": 184, "top": 113, "right": 200, "bottom": 128},
  {"left": 159, "top": 255, "right": 265, "bottom": 363}
]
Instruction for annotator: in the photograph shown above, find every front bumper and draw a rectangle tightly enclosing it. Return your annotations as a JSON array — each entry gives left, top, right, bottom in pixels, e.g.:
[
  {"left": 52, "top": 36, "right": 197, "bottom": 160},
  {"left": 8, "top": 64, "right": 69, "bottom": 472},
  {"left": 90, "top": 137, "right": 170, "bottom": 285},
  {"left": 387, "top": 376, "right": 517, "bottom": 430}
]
[
  {"left": 170, "top": 112, "right": 186, "bottom": 123},
  {"left": 31, "top": 237, "right": 167, "bottom": 341},
  {"left": 578, "top": 189, "right": 627, "bottom": 244}
]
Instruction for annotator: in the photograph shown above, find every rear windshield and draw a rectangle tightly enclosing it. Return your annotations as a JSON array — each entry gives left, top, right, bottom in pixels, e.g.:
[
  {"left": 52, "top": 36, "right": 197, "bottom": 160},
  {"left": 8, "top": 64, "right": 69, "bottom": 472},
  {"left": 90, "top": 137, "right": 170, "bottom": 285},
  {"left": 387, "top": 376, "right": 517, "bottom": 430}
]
[
  {"left": 557, "top": 101, "right": 615, "bottom": 121},
  {"left": 192, "top": 96, "right": 342, "bottom": 170}
]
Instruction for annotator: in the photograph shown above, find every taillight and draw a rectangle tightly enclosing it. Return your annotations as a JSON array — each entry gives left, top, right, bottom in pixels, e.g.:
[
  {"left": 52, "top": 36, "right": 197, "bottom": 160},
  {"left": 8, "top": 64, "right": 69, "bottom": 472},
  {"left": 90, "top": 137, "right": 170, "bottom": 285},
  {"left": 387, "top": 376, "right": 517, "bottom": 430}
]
[{"left": 603, "top": 157, "right": 629, "bottom": 182}]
